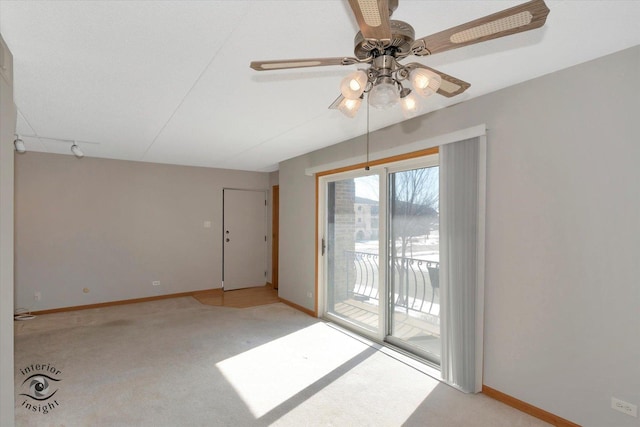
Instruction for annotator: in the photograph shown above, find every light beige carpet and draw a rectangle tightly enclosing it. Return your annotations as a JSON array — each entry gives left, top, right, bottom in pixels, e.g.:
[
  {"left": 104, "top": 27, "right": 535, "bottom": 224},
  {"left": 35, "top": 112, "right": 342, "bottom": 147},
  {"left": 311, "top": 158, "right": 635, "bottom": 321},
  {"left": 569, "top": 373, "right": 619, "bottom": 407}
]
[{"left": 14, "top": 297, "right": 550, "bottom": 426}]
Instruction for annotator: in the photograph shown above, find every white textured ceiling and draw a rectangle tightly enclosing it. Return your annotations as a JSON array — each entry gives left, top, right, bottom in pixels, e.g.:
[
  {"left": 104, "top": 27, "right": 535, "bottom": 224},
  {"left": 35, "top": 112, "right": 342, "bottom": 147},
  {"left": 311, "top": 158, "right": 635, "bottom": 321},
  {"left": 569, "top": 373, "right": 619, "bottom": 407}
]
[{"left": 1, "top": 1, "right": 639, "bottom": 172}]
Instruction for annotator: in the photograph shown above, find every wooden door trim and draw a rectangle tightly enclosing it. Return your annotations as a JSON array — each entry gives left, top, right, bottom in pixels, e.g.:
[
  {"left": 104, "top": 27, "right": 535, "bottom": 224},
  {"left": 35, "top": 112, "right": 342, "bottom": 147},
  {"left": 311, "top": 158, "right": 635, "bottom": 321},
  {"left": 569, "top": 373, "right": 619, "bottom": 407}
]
[{"left": 272, "top": 185, "right": 279, "bottom": 289}]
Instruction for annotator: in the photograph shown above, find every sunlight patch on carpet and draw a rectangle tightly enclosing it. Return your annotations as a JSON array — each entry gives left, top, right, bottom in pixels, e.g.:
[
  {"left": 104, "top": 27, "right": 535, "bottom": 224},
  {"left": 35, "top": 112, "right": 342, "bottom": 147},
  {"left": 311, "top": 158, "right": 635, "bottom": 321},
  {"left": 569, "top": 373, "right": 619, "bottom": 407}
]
[{"left": 215, "top": 322, "right": 369, "bottom": 418}]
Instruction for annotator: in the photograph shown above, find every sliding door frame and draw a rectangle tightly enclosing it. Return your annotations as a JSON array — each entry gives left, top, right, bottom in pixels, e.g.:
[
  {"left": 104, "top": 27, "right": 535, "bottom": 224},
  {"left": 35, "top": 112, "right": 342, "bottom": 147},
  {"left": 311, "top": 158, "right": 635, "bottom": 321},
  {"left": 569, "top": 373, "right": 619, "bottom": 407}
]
[
  {"left": 315, "top": 147, "right": 439, "bottom": 344},
  {"left": 383, "top": 155, "right": 441, "bottom": 364}
]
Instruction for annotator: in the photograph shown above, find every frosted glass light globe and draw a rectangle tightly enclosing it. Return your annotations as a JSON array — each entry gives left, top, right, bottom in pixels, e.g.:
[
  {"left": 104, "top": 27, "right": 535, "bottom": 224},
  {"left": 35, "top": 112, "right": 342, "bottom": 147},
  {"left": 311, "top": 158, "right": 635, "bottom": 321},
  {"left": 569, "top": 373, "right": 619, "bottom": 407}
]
[
  {"left": 338, "top": 97, "right": 362, "bottom": 118},
  {"left": 368, "top": 82, "right": 399, "bottom": 109},
  {"left": 340, "top": 71, "right": 368, "bottom": 100},
  {"left": 410, "top": 68, "right": 441, "bottom": 98},
  {"left": 400, "top": 91, "right": 422, "bottom": 118}
]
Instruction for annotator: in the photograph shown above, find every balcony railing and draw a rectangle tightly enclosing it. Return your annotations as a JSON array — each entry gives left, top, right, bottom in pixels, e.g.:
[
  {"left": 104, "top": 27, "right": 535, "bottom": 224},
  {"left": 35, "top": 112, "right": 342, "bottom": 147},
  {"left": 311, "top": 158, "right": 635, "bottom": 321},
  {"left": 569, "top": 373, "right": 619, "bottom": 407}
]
[{"left": 345, "top": 250, "right": 439, "bottom": 314}]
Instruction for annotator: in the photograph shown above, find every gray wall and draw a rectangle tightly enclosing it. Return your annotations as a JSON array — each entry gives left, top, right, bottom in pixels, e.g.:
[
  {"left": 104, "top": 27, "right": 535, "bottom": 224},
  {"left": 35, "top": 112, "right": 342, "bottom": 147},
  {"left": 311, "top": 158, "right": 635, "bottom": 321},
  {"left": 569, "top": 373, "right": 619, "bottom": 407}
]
[
  {"left": 278, "top": 155, "right": 315, "bottom": 307},
  {"left": 0, "top": 33, "right": 16, "bottom": 427},
  {"left": 278, "top": 46, "right": 640, "bottom": 426},
  {"left": 15, "top": 153, "right": 270, "bottom": 311}
]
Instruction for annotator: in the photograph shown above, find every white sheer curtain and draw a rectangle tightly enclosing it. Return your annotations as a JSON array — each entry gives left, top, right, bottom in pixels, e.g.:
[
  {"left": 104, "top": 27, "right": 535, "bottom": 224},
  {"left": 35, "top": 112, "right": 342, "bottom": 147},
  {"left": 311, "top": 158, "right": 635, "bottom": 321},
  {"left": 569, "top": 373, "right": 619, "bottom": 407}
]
[{"left": 439, "top": 136, "right": 486, "bottom": 393}]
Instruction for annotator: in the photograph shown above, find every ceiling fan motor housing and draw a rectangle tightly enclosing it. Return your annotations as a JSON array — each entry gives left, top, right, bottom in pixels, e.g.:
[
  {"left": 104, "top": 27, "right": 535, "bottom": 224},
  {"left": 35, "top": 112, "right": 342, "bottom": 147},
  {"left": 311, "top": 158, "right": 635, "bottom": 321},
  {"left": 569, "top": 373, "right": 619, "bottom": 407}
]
[{"left": 354, "top": 20, "right": 415, "bottom": 60}]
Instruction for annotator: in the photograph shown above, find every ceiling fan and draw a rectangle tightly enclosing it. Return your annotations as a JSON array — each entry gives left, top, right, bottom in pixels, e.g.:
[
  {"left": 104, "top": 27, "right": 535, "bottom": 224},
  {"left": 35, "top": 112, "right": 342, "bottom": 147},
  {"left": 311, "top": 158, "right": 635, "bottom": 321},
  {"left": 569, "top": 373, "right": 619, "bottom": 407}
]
[{"left": 250, "top": 0, "right": 550, "bottom": 117}]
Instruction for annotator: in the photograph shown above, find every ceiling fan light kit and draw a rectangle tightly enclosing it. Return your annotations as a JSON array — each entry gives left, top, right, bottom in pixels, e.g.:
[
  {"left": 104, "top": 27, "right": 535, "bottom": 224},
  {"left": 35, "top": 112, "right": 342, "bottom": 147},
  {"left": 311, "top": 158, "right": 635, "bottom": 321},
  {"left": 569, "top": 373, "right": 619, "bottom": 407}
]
[
  {"left": 337, "top": 97, "right": 363, "bottom": 118},
  {"left": 341, "top": 70, "right": 368, "bottom": 100},
  {"left": 410, "top": 68, "right": 441, "bottom": 98},
  {"left": 368, "top": 77, "right": 399, "bottom": 109},
  {"left": 399, "top": 89, "right": 421, "bottom": 118},
  {"left": 250, "top": 0, "right": 550, "bottom": 117}
]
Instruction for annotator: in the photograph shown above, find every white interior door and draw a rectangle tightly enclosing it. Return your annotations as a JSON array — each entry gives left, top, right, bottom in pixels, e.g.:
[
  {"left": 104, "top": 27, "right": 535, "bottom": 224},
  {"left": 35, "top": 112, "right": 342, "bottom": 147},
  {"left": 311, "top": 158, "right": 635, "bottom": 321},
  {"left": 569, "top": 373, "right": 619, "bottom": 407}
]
[{"left": 223, "top": 189, "right": 267, "bottom": 290}]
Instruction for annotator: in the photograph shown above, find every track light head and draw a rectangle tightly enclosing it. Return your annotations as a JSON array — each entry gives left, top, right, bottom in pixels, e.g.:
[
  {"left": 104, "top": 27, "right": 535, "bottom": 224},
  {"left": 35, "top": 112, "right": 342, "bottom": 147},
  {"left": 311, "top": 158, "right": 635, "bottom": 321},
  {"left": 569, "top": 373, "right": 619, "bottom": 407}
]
[
  {"left": 70, "top": 142, "right": 84, "bottom": 158},
  {"left": 13, "top": 135, "right": 26, "bottom": 154}
]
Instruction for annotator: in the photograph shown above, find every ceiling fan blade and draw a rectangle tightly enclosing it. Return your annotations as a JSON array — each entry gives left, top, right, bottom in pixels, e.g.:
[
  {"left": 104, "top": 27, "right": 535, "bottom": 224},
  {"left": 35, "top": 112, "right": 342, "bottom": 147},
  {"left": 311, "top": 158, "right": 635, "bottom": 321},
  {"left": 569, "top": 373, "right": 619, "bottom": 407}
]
[
  {"left": 405, "top": 63, "right": 471, "bottom": 98},
  {"left": 412, "top": 0, "right": 550, "bottom": 56},
  {"left": 250, "top": 57, "right": 360, "bottom": 71},
  {"left": 388, "top": 0, "right": 398, "bottom": 17},
  {"left": 347, "top": 0, "right": 392, "bottom": 43},
  {"left": 328, "top": 94, "right": 345, "bottom": 110}
]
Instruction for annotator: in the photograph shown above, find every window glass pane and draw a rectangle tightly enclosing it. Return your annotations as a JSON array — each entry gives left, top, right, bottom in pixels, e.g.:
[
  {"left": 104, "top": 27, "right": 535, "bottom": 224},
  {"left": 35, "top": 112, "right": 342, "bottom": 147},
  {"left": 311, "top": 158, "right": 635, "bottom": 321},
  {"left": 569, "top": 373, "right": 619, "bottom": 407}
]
[
  {"left": 389, "top": 166, "right": 440, "bottom": 361},
  {"left": 326, "top": 175, "right": 379, "bottom": 333}
]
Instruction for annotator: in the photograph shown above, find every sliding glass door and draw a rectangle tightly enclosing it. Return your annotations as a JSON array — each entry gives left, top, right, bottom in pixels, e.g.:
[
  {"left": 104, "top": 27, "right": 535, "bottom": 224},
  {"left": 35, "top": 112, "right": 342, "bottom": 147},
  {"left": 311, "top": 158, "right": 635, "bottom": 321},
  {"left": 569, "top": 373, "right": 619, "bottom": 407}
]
[
  {"left": 320, "top": 156, "right": 440, "bottom": 364},
  {"left": 387, "top": 165, "right": 441, "bottom": 363},
  {"left": 324, "top": 173, "right": 382, "bottom": 334},
  {"left": 319, "top": 135, "right": 486, "bottom": 390}
]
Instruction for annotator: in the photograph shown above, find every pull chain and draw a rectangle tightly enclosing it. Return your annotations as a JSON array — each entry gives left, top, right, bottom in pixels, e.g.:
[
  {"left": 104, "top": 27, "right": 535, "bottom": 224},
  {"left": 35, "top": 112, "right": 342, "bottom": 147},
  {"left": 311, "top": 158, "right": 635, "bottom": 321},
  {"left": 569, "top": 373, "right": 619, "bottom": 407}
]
[{"left": 365, "top": 93, "right": 370, "bottom": 171}]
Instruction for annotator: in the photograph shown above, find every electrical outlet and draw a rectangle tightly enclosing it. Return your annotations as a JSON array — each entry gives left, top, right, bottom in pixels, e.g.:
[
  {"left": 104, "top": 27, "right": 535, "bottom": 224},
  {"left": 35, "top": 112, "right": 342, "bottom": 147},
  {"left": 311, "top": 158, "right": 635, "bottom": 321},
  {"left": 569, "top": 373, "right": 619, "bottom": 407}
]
[
  {"left": 34, "top": 291, "right": 41, "bottom": 301},
  {"left": 307, "top": 292, "right": 313, "bottom": 298},
  {"left": 152, "top": 281, "right": 160, "bottom": 287},
  {"left": 612, "top": 397, "right": 638, "bottom": 417}
]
